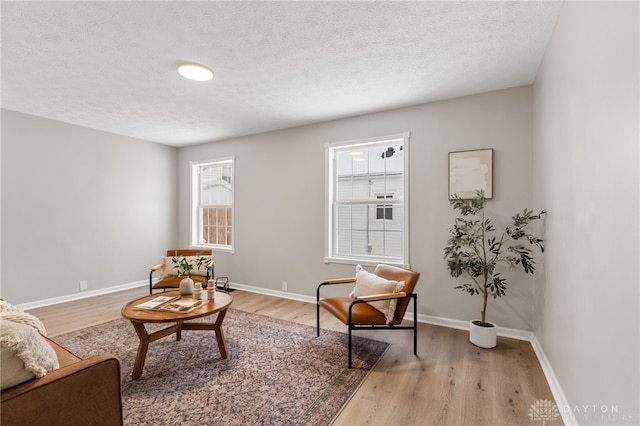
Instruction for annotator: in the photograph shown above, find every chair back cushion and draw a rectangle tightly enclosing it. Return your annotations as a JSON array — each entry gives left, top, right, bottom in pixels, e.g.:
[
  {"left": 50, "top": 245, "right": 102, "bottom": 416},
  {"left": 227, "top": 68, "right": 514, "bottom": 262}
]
[
  {"left": 161, "top": 250, "right": 213, "bottom": 279},
  {"left": 351, "top": 265, "right": 404, "bottom": 324},
  {"left": 373, "top": 264, "right": 420, "bottom": 323}
]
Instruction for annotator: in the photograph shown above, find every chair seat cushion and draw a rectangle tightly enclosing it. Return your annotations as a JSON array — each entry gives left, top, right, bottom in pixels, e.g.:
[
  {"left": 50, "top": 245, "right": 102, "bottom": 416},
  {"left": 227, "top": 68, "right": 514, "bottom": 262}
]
[
  {"left": 319, "top": 298, "right": 399, "bottom": 325},
  {"left": 152, "top": 275, "right": 208, "bottom": 289},
  {"left": 350, "top": 265, "right": 405, "bottom": 324}
]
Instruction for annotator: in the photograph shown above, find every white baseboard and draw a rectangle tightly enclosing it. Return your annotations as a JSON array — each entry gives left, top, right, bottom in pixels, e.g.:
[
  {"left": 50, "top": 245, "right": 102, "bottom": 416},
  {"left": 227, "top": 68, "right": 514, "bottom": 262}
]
[
  {"left": 413, "top": 312, "right": 535, "bottom": 340},
  {"left": 529, "top": 334, "right": 577, "bottom": 425},
  {"left": 17, "top": 279, "right": 569, "bottom": 420},
  {"left": 16, "top": 280, "right": 147, "bottom": 311},
  {"left": 229, "top": 282, "right": 317, "bottom": 304}
]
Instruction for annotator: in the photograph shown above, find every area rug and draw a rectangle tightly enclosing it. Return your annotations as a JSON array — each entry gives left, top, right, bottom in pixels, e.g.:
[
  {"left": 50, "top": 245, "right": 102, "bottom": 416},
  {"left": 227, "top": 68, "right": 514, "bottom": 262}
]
[{"left": 53, "top": 309, "right": 389, "bottom": 425}]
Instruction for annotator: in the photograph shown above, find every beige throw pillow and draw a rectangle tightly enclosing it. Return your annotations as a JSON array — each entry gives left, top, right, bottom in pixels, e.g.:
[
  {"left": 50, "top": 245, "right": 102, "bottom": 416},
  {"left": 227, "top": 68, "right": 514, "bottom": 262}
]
[
  {"left": 350, "top": 265, "right": 405, "bottom": 324},
  {"left": 0, "top": 300, "right": 47, "bottom": 335},
  {"left": 160, "top": 256, "right": 177, "bottom": 278},
  {"left": 0, "top": 319, "right": 59, "bottom": 390},
  {"left": 160, "top": 256, "right": 212, "bottom": 278}
]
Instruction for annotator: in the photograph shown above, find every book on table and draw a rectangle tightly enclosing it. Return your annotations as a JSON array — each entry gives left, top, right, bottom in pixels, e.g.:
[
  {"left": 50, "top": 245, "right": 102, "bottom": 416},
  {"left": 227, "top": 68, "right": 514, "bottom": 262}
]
[
  {"left": 134, "top": 295, "right": 180, "bottom": 310},
  {"left": 156, "top": 297, "right": 204, "bottom": 313},
  {"left": 134, "top": 295, "right": 203, "bottom": 313}
]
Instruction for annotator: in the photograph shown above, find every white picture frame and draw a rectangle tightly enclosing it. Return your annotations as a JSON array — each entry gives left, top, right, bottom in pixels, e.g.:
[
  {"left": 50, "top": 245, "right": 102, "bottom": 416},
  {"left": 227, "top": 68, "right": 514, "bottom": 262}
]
[{"left": 448, "top": 149, "right": 493, "bottom": 199}]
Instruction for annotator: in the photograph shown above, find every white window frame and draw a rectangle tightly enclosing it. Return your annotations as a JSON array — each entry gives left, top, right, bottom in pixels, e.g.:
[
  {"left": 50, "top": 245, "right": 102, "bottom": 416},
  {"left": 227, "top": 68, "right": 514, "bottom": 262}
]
[
  {"left": 190, "top": 157, "right": 235, "bottom": 253},
  {"left": 324, "top": 132, "right": 410, "bottom": 267},
  {"left": 375, "top": 194, "right": 394, "bottom": 221}
]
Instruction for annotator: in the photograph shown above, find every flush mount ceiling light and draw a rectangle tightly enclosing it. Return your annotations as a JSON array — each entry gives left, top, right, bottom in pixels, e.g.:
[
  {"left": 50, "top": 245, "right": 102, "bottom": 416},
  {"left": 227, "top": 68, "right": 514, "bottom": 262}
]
[{"left": 177, "top": 63, "right": 214, "bottom": 81}]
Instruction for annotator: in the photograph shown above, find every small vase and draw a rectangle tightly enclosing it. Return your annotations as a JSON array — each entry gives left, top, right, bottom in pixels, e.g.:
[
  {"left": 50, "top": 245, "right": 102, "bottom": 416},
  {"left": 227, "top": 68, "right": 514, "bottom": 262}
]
[
  {"left": 179, "top": 277, "right": 194, "bottom": 295},
  {"left": 469, "top": 320, "right": 497, "bottom": 348}
]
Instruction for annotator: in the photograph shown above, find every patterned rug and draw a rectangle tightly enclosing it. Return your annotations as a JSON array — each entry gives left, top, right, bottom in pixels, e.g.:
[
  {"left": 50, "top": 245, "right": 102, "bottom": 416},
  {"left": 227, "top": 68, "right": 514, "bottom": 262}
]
[{"left": 53, "top": 309, "right": 389, "bottom": 425}]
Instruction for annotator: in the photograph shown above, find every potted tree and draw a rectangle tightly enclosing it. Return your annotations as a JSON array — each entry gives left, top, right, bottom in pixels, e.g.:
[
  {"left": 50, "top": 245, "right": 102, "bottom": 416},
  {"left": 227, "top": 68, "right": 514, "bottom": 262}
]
[{"left": 443, "top": 191, "right": 546, "bottom": 348}]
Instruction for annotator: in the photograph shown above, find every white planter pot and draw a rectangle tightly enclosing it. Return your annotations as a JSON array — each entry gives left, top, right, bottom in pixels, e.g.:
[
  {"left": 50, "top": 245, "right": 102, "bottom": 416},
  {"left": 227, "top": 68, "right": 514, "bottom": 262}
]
[
  {"left": 179, "top": 277, "right": 194, "bottom": 295},
  {"left": 469, "top": 320, "right": 497, "bottom": 348}
]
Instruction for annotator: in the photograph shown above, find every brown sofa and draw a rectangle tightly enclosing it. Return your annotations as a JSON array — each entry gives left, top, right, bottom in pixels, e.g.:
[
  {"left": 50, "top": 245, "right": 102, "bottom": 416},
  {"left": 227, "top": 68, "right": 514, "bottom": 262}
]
[{"left": 1, "top": 336, "right": 123, "bottom": 426}]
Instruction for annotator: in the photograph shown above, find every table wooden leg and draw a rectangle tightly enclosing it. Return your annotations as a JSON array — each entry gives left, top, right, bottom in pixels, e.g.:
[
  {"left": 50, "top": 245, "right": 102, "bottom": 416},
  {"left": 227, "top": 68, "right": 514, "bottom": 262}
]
[
  {"left": 129, "top": 321, "right": 181, "bottom": 379},
  {"left": 179, "top": 310, "right": 230, "bottom": 359},
  {"left": 127, "top": 307, "right": 231, "bottom": 379},
  {"left": 214, "top": 310, "right": 228, "bottom": 359},
  {"left": 130, "top": 322, "right": 150, "bottom": 380}
]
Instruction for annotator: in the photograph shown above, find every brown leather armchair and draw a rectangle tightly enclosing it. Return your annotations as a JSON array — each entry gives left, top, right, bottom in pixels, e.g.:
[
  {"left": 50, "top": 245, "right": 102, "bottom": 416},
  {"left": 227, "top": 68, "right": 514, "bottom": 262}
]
[
  {"left": 149, "top": 249, "right": 213, "bottom": 294},
  {"left": 316, "top": 264, "right": 420, "bottom": 368}
]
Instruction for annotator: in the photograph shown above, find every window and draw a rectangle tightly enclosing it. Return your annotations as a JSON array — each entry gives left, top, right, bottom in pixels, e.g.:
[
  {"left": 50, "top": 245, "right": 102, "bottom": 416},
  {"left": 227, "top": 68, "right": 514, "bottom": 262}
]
[
  {"left": 376, "top": 194, "right": 393, "bottom": 220},
  {"left": 191, "top": 157, "right": 234, "bottom": 252},
  {"left": 325, "top": 133, "right": 410, "bottom": 265}
]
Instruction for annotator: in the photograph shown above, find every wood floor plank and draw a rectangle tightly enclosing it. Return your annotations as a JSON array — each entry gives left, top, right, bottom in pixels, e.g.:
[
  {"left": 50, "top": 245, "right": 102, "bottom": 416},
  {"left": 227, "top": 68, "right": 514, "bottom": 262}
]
[{"left": 26, "top": 287, "right": 563, "bottom": 425}]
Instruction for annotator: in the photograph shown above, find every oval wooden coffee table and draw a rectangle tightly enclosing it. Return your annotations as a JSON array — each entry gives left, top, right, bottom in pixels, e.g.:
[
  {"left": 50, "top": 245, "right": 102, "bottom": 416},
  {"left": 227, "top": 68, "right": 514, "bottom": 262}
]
[{"left": 121, "top": 290, "right": 233, "bottom": 379}]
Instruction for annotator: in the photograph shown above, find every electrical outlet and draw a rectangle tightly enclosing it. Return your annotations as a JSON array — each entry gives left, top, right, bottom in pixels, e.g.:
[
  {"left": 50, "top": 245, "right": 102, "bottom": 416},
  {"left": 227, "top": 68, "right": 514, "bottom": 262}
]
[
  {"left": 282, "top": 281, "right": 287, "bottom": 291},
  {"left": 79, "top": 281, "right": 88, "bottom": 291}
]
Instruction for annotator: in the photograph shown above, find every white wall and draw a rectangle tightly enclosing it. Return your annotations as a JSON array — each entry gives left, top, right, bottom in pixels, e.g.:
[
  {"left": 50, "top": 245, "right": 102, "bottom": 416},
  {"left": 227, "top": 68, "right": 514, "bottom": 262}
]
[
  {"left": 1, "top": 110, "right": 178, "bottom": 304},
  {"left": 533, "top": 2, "right": 639, "bottom": 423},
  {"left": 178, "top": 86, "right": 538, "bottom": 330}
]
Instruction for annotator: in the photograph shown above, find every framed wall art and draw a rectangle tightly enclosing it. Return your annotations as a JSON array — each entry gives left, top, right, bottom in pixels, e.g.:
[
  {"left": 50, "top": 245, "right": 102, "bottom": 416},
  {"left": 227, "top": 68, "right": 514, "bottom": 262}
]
[{"left": 448, "top": 148, "right": 493, "bottom": 199}]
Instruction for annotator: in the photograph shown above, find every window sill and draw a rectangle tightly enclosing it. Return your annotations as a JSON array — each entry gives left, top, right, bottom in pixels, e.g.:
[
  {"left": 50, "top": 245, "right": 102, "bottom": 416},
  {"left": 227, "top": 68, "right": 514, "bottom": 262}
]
[
  {"left": 192, "top": 245, "right": 235, "bottom": 254},
  {"left": 324, "top": 256, "right": 409, "bottom": 269}
]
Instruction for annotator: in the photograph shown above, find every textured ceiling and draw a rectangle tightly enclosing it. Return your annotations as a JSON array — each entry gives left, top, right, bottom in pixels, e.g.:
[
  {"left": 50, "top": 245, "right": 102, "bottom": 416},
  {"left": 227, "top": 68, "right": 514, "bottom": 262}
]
[{"left": 1, "top": 1, "right": 562, "bottom": 147}]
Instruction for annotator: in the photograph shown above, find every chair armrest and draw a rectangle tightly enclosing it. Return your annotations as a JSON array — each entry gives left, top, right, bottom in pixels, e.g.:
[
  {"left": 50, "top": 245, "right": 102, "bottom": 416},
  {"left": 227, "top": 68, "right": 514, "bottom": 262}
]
[
  {"left": 355, "top": 291, "right": 407, "bottom": 302},
  {"left": 317, "top": 277, "right": 356, "bottom": 303},
  {"left": 149, "top": 264, "right": 165, "bottom": 294},
  {"left": 323, "top": 277, "right": 356, "bottom": 284}
]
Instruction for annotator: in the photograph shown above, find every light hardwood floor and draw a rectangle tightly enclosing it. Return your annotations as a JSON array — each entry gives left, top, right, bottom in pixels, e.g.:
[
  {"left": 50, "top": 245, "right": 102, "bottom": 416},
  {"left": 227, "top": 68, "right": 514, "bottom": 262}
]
[{"left": 28, "top": 287, "right": 563, "bottom": 426}]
